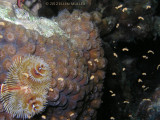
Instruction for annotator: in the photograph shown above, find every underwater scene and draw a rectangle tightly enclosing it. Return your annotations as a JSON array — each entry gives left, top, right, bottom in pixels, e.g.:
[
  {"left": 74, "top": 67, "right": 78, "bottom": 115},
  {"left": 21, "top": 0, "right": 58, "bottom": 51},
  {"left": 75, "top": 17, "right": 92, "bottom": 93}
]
[{"left": 0, "top": 0, "right": 160, "bottom": 120}]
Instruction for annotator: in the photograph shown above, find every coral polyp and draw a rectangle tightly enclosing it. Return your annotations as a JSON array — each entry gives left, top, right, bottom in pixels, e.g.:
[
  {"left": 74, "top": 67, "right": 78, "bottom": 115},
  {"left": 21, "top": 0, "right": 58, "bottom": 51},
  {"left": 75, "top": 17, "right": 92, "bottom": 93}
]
[{"left": 1, "top": 55, "right": 52, "bottom": 119}]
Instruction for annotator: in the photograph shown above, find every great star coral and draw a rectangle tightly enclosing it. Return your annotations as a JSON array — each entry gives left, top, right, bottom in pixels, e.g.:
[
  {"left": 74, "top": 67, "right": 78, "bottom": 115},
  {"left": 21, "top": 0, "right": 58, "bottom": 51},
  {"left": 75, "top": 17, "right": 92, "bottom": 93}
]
[{"left": 0, "top": 1, "right": 106, "bottom": 120}]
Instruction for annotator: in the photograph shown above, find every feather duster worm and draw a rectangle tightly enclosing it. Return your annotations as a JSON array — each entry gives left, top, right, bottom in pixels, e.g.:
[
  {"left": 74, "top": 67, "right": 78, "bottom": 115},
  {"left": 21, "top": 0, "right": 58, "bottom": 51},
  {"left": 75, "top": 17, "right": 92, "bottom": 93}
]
[{"left": 1, "top": 55, "right": 52, "bottom": 119}]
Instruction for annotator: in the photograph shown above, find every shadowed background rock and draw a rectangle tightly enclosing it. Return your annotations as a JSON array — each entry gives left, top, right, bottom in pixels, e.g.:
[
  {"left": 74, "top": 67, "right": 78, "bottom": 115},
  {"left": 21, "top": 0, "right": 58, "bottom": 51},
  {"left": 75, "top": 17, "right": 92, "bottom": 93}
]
[{"left": 0, "top": 1, "right": 106, "bottom": 120}]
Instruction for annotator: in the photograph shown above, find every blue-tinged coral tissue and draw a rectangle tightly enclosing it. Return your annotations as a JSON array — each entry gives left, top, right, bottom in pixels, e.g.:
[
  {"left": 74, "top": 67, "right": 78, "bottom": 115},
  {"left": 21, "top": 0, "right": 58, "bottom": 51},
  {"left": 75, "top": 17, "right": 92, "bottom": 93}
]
[{"left": 0, "top": 1, "right": 106, "bottom": 120}]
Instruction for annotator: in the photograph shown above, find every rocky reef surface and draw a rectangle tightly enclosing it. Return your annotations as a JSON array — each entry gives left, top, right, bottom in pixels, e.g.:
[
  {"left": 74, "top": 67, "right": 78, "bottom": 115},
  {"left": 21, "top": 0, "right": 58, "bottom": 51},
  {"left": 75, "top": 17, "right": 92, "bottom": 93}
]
[{"left": 0, "top": 1, "right": 106, "bottom": 120}]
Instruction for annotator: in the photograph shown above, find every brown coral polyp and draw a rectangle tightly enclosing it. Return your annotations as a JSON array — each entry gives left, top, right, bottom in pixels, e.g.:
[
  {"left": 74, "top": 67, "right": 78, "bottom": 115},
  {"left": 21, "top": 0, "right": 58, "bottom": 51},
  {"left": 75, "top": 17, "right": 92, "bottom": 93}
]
[
  {"left": 0, "top": 49, "right": 5, "bottom": 61},
  {"left": 47, "top": 89, "right": 60, "bottom": 102},
  {"left": 89, "top": 49, "right": 100, "bottom": 59},
  {"left": 2, "top": 59, "right": 11, "bottom": 70},
  {"left": 3, "top": 44, "right": 16, "bottom": 56},
  {"left": 4, "top": 26, "right": 16, "bottom": 42}
]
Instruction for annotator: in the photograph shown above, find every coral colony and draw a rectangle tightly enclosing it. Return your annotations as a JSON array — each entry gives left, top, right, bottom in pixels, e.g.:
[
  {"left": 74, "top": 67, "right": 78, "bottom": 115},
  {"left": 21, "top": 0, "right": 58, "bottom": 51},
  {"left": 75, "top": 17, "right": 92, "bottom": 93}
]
[{"left": 0, "top": 1, "right": 106, "bottom": 120}]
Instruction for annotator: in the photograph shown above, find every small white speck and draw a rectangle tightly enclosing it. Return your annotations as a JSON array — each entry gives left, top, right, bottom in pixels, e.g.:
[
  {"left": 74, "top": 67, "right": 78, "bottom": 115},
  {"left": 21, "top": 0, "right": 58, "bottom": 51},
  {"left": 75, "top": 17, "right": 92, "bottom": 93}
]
[
  {"left": 142, "top": 98, "right": 151, "bottom": 101},
  {"left": 142, "top": 55, "right": 148, "bottom": 59},
  {"left": 115, "top": 4, "right": 123, "bottom": 9},
  {"left": 110, "top": 116, "right": 115, "bottom": 120},
  {"left": 138, "top": 78, "right": 143, "bottom": 83},
  {"left": 49, "top": 88, "right": 54, "bottom": 92},
  {"left": 58, "top": 78, "right": 64, "bottom": 81},
  {"left": 94, "top": 59, "right": 99, "bottom": 62},
  {"left": 70, "top": 113, "right": 75, "bottom": 117},
  {"left": 157, "top": 64, "right": 160, "bottom": 70},
  {"left": 147, "top": 50, "right": 154, "bottom": 54},
  {"left": 142, "top": 73, "right": 147, "bottom": 76},
  {"left": 109, "top": 90, "right": 113, "bottom": 93},
  {"left": 111, "top": 93, "right": 116, "bottom": 97},
  {"left": 122, "top": 8, "right": 128, "bottom": 12},
  {"left": 144, "top": 87, "right": 149, "bottom": 91},
  {"left": 146, "top": 5, "right": 151, "bottom": 9},
  {"left": 0, "top": 35, "right": 3, "bottom": 39},
  {"left": 41, "top": 115, "right": 46, "bottom": 119},
  {"left": 112, "top": 72, "right": 117, "bottom": 76},
  {"left": 113, "top": 53, "right": 118, "bottom": 58},
  {"left": 123, "top": 101, "right": 129, "bottom": 104},
  {"left": 90, "top": 75, "right": 95, "bottom": 80},
  {"left": 137, "top": 26, "right": 141, "bottom": 29},
  {"left": 0, "top": 22, "right": 5, "bottom": 26},
  {"left": 116, "top": 23, "right": 119, "bottom": 28},
  {"left": 122, "top": 48, "right": 129, "bottom": 52},
  {"left": 88, "top": 61, "right": 93, "bottom": 66},
  {"left": 138, "top": 16, "right": 144, "bottom": 20},
  {"left": 142, "top": 85, "right": 146, "bottom": 89}
]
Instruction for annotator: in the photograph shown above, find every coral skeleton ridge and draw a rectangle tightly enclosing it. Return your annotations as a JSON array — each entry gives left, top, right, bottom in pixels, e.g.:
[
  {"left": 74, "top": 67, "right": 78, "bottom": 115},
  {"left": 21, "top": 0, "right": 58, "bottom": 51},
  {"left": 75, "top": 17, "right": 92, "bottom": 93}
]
[{"left": 0, "top": 1, "right": 106, "bottom": 120}]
